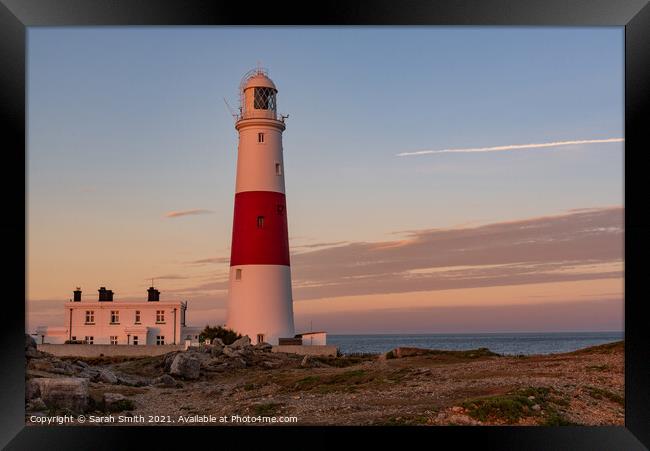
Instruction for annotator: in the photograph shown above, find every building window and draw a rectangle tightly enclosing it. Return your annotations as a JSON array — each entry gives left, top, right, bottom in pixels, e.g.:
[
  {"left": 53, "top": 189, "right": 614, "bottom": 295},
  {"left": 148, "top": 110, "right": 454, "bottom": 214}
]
[
  {"left": 257, "top": 334, "right": 265, "bottom": 344},
  {"left": 84, "top": 336, "right": 94, "bottom": 344},
  {"left": 275, "top": 162, "right": 282, "bottom": 176},
  {"left": 257, "top": 216, "right": 264, "bottom": 228},
  {"left": 258, "top": 132, "right": 264, "bottom": 143},
  {"left": 235, "top": 268, "right": 242, "bottom": 280},
  {"left": 85, "top": 311, "right": 95, "bottom": 324},
  {"left": 156, "top": 335, "right": 165, "bottom": 345},
  {"left": 110, "top": 311, "right": 119, "bottom": 324},
  {"left": 71, "top": 336, "right": 76, "bottom": 341},
  {"left": 110, "top": 336, "right": 118, "bottom": 345},
  {"left": 133, "top": 336, "right": 139, "bottom": 345},
  {"left": 253, "top": 87, "right": 276, "bottom": 111},
  {"left": 156, "top": 310, "right": 165, "bottom": 323}
]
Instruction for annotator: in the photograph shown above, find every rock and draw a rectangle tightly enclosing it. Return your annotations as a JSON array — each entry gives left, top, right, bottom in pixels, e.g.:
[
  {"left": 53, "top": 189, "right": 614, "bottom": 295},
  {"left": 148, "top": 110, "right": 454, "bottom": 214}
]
[
  {"left": 532, "top": 404, "right": 541, "bottom": 411},
  {"left": 528, "top": 395, "right": 535, "bottom": 400},
  {"left": 152, "top": 374, "right": 178, "bottom": 388},
  {"left": 117, "top": 373, "right": 150, "bottom": 387},
  {"left": 34, "top": 378, "right": 89, "bottom": 412},
  {"left": 26, "top": 379, "right": 41, "bottom": 400},
  {"left": 210, "top": 346, "right": 223, "bottom": 357},
  {"left": 170, "top": 354, "right": 201, "bottom": 380},
  {"left": 26, "top": 347, "right": 41, "bottom": 359},
  {"left": 254, "top": 342, "right": 273, "bottom": 352},
  {"left": 28, "top": 360, "right": 55, "bottom": 372},
  {"left": 75, "top": 360, "right": 89, "bottom": 369},
  {"left": 163, "top": 352, "right": 180, "bottom": 373},
  {"left": 451, "top": 406, "right": 464, "bottom": 413},
  {"left": 230, "top": 336, "right": 251, "bottom": 350},
  {"left": 262, "top": 361, "right": 280, "bottom": 369},
  {"left": 223, "top": 347, "right": 242, "bottom": 358},
  {"left": 27, "top": 397, "right": 47, "bottom": 412},
  {"left": 103, "top": 393, "right": 134, "bottom": 412},
  {"left": 301, "top": 355, "right": 311, "bottom": 367},
  {"left": 211, "top": 338, "right": 225, "bottom": 347},
  {"left": 98, "top": 369, "right": 118, "bottom": 384},
  {"left": 25, "top": 334, "right": 37, "bottom": 351}
]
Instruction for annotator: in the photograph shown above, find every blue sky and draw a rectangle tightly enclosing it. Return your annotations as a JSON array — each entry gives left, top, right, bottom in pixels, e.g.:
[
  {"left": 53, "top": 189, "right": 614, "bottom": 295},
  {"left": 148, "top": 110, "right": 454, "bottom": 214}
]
[{"left": 27, "top": 27, "right": 624, "bottom": 332}]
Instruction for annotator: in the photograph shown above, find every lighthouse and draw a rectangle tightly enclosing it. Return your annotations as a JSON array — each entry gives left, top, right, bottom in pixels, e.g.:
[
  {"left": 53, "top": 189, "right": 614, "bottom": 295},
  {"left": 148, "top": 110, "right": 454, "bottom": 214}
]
[{"left": 226, "top": 68, "right": 295, "bottom": 345}]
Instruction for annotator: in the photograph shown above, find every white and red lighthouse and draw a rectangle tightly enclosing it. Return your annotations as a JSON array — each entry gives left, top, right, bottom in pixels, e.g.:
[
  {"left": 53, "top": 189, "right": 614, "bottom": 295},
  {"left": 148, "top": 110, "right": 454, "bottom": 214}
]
[{"left": 226, "top": 68, "right": 295, "bottom": 345}]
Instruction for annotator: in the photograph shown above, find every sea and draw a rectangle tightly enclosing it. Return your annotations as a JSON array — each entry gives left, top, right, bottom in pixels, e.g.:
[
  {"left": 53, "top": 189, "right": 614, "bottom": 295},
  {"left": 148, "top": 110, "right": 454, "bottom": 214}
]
[{"left": 328, "top": 331, "right": 624, "bottom": 356}]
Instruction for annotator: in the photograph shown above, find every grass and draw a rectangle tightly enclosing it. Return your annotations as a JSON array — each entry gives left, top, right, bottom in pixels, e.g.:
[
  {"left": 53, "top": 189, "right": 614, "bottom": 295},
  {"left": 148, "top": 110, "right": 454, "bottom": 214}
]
[
  {"left": 585, "top": 386, "right": 624, "bottom": 405},
  {"left": 570, "top": 341, "right": 624, "bottom": 355},
  {"left": 310, "top": 355, "right": 377, "bottom": 368},
  {"left": 376, "top": 415, "right": 429, "bottom": 426},
  {"left": 106, "top": 398, "right": 135, "bottom": 413},
  {"left": 461, "top": 387, "right": 575, "bottom": 425},
  {"left": 289, "top": 369, "right": 377, "bottom": 393},
  {"left": 252, "top": 402, "right": 283, "bottom": 416}
]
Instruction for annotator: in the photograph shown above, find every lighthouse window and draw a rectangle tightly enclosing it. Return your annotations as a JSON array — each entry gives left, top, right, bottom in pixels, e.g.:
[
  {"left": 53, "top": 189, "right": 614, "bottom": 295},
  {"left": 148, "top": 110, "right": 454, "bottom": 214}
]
[
  {"left": 257, "top": 216, "right": 265, "bottom": 228},
  {"left": 236, "top": 269, "right": 242, "bottom": 280},
  {"left": 258, "top": 132, "right": 265, "bottom": 143},
  {"left": 253, "top": 87, "right": 276, "bottom": 111},
  {"left": 275, "top": 162, "right": 282, "bottom": 175}
]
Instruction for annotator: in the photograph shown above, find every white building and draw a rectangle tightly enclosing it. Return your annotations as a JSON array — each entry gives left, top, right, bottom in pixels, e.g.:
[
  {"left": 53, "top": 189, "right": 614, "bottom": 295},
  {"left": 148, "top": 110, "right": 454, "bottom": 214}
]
[
  {"left": 36, "top": 286, "right": 202, "bottom": 346},
  {"left": 294, "top": 331, "right": 327, "bottom": 346}
]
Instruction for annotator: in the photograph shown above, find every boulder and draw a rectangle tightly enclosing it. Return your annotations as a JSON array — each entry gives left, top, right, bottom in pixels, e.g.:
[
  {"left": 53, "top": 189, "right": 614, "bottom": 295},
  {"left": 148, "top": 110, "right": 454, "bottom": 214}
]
[
  {"left": 103, "top": 393, "right": 134, "bottom": 412},
  {"left": 75, "top": 360, "right": 89, "bottom": 369},
  {"left": 28, "top": 360, "right": 55, "bottom": 372},
  {"left": 117, "top": 373, "right": 150, "bottom": 387},
  {"left": 27, "top": 397, "right": 47, "bottom": 412},
  {"left": 300, "top": 355, "right": 311, "bottom": 367},
  {"left": 254, "top": 342, "right": 273, "bottom": 352},
  {"left": 211, "top": 338, "right": 225, "bottom": 347},
  {"left": 163, "top": 352, "right": 180, "bottom": 373},
  {"left": 152, "top": 374, "right": 178, "bottom": 388},
  {"left": 98, "top": 369, "right": 118, "bottom": 384},
  {"left": 169, "top": 354, "right": 201, "bottom": 380},
  {"left": 25, "top": 334, "right": 37, "bottom": 351},
  {"left": 222, "top": 347, "right": 242, "bottom": 358},
  {"left": 34, "top": 377, "right": 89, "bottom": 412},
  {"left": 230, "top": 336, "right": 251, "bottom": 350},
  {"left": 210, "top": 346, "right": 223, "bottom": 357},
  {"left": 26, "top": 379, "right": 41, "bottom": 400}
]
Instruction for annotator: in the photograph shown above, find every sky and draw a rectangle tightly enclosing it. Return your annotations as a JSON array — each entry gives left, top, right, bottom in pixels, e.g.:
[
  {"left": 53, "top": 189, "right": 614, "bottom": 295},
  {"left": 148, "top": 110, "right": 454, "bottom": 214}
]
[{"left": 26, "top": 27, "right": 624, "bottom": 333}]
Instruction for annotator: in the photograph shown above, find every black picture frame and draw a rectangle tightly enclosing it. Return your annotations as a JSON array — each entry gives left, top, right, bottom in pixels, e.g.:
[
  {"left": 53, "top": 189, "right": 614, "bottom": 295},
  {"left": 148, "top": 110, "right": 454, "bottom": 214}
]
[{"left": 1, "top": 0, "right": 648, "bottom": 449}]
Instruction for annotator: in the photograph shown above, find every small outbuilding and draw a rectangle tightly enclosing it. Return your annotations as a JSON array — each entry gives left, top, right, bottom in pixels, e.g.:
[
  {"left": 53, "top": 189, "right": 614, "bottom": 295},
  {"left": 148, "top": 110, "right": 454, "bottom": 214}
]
[{"left": 294, "top": 331, "right": 327, "bottom": 346}]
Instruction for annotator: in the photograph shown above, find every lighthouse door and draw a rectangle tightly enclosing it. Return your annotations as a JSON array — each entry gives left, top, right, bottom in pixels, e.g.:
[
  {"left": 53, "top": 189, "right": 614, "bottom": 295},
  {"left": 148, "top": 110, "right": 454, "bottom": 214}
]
[{"left": 257, "top": 334, "right": 265, "bottom": 344}]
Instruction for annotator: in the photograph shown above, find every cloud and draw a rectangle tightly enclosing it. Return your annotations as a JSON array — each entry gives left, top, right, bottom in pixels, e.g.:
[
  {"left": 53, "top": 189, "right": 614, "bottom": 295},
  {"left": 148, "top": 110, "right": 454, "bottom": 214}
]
[
  {"left": 187, "top": 257, "right": 230, "bottom": 265},
  {"left": 293, "top": 241, "right": 349, "bottom": 250},
  {"left": 289, "top": 206, "right": 624, "bottom": 300},
  {"left": 147, "top": 274, "right": 188, "bottom": 280},
  {"left": 164, "top": 209, "right": 213, "bottom": 218},
  {"left": 294, "top": 298, "right": 623, "bottom": 334},
  {"left": 397, "top": 138, "right": 624, "bottom": 157}
]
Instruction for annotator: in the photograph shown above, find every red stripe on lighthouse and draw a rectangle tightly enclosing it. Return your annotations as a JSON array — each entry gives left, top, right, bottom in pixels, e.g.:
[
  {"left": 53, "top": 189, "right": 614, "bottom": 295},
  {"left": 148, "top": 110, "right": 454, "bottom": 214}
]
[{"left": 230, "top": 191, "right": 290, "bottom": 266}]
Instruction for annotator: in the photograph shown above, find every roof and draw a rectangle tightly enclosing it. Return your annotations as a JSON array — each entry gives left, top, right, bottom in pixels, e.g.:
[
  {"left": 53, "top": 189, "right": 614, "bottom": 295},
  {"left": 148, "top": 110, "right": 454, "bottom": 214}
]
[
  {"left": 295, "top": 331, "right": 327, "bottom": 337},
  {"left": 242, "top": 73, "right": 277, "bottom": 91}
]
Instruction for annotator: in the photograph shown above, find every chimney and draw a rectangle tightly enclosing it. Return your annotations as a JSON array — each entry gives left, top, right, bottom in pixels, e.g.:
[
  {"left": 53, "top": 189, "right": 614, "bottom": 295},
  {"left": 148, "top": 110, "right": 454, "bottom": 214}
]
[
  {"left": 73, "top": 288, "right": 82, "bottom": 302},
  {"left": 98, "top": 287, "right": 114, "bottom": 302},
  {"left": 147, "top": 286, "right": 160, "bottom": 302}
]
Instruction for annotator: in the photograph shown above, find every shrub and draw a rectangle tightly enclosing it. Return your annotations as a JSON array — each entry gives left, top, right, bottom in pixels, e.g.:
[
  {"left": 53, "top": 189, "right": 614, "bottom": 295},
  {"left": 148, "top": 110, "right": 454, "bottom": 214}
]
[{"left": 199, "top": 325, "right": 242, "bottom": 345}]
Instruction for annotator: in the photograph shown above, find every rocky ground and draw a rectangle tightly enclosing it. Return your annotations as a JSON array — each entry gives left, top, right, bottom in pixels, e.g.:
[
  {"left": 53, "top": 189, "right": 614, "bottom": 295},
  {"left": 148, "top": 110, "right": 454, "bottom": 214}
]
[{"left": 24, "top": 335, "right": 624, "bottom": 426}]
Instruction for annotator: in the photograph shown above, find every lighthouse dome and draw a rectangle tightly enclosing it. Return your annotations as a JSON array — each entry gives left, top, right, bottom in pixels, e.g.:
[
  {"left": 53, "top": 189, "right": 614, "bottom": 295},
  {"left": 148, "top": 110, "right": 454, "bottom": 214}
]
[
  {"left": 238, "top": 67, "right": 280, "bottom": 121},
  {"left": 243, "top": 73, "right": 277, "bottom": 91}
]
